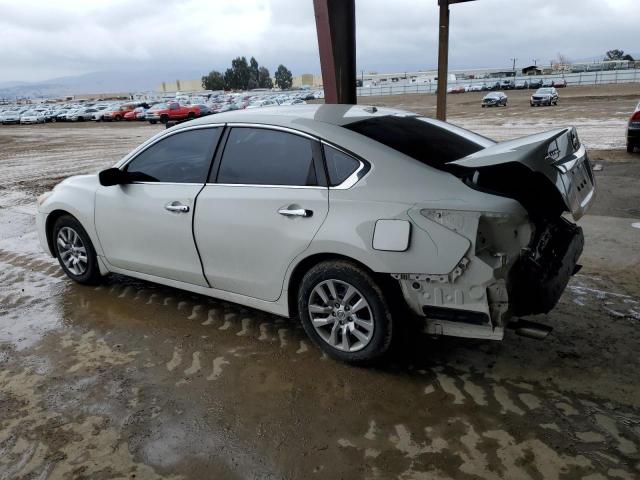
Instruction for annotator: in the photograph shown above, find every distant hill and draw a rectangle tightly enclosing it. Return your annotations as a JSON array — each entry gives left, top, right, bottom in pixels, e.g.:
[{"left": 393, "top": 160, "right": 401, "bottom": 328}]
[{"left": 0, "top": 67, "right": 207, "bottom": 99}]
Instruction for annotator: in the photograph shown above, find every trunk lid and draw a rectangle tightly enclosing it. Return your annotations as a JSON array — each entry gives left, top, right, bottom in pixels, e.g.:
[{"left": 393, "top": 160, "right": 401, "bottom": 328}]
[{"left": 449, "top": 127, "right": 595, "bottom": 221}]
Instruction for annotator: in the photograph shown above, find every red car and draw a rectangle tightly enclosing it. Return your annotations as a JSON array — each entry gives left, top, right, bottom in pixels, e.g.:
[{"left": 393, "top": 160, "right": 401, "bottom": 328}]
[
  {"left": 146, "top": 102, "right": 200, "bottom": 124},
  {"left": 124, "top": 107, "right": 147, "bottom": 121},
  {"left": 553, "top": 79, "right": 567, "bottom": 88},
  {"left": 103, "top": 105, "right": 135, "bottom": 121}
]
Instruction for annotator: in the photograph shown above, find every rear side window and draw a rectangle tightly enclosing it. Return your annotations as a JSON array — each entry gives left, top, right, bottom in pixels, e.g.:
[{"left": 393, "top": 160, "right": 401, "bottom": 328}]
[
  {"left": 344, "top": 116, "right": 486, "bottom": 168},
  {"left": 126, "top": 128, "right": 220, "bottom": 183},
  {"left": 217, "top": 128, "right": 317, "bottom": 186},
  {"left": 323, "top": 145, "right": 360, "bottom": 186}
]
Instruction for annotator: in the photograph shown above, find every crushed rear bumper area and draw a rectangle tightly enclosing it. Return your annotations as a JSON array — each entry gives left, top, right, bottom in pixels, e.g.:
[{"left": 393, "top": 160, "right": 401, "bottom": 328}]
[{"left": 509, "top": 217, "right": 584, "bottom": 316}]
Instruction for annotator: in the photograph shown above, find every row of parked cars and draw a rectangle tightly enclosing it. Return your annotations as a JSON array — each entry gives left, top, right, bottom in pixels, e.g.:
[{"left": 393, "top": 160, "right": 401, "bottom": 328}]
[
  {"left": 0, "top": 90, "right": 322, "bottom": 126},
  {"left": 448, "top": 78, "right": 567, "bottom": 94},
  {"left": 480, "top": 87, "right": 561, "bottom": 108}
]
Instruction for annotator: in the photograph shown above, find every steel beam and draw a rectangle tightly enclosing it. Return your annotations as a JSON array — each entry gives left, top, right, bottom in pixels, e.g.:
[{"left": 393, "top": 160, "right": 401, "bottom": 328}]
[
  {"left": 313, "top": 0, "right": 357, "bottom": 104},
  {"left": 436, "top": 0, "right": 450, "bottom": 121}
]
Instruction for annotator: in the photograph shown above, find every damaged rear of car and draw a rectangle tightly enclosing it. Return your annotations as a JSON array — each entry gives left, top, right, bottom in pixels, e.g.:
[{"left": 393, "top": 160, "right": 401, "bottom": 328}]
[{"left": 341, "top": 112, "right": 595, "bottom": 342}]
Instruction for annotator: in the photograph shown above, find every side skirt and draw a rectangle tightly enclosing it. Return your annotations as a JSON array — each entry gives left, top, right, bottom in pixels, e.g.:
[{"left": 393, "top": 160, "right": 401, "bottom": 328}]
[{"left": 100, "top": 260, "right": 290, "bottom": 318}]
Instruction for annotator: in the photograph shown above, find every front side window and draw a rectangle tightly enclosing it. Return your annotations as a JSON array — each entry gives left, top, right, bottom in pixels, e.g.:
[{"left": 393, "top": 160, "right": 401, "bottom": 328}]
[
  {"left": 323, "top": 145, "right": 360, "bottom": 186},
  {"left": 216, "top": 128, "right": 317, "bottom": 186},
  {"left": 125, "top": 128, "right": 221, "bottom": 183}
]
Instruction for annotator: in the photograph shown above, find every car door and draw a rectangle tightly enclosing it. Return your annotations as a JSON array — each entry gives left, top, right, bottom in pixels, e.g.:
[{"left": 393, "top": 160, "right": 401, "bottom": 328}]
[
  {"left": 194, "top": 126, "right": 329, "bottom": 301},
  {"left": 95, "top": 126, "right": 222, "bottom": 286}
]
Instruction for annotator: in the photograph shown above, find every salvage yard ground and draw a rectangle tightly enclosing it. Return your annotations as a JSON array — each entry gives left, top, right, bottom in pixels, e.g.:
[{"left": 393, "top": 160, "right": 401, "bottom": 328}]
[{"left": 0, "top": 83, "right": 639, "bottom": 479}]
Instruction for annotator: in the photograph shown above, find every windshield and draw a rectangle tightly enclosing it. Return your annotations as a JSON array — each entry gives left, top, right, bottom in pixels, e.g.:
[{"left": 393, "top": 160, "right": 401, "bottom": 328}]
[
  {"left": 537, "top": 88, "right": 553, "bottom": 94},
  {"left": 344, "top": 115, "right": 491, "bottom": 169},
  {"left": 486, "top": 93, "right": 500, "bottom": 98},
  {"left": 150, "top": 103, "right": 168, "bottom": 110}
]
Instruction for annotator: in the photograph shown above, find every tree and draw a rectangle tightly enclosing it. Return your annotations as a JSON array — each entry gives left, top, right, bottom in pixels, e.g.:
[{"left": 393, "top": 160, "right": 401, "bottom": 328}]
[
  {"left": 274, "top": 64, "right": 293, "bottom": 90},
  {"left": 223, "top": 56, "right": 251, "bottom": 90},
  {"left": 201, "top": 70, "right": 225, "bottom": 91},
  {"left": 605, "top": 49, "right": 625, "bottom": 61},
  {"left": 258, "top": 66, "right": 273, "bottom": 88}
]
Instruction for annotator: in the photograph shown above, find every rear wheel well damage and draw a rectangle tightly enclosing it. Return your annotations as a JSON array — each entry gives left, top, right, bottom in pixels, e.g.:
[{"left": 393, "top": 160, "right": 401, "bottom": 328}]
[{"left": 286, "top": 253, "right": 403, "bottom": 320}]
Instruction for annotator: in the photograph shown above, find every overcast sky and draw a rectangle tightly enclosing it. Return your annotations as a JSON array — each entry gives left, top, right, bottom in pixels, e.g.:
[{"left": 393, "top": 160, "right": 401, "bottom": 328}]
[{"left": 0, "top": 0, "right": 638, "bottom": 83}]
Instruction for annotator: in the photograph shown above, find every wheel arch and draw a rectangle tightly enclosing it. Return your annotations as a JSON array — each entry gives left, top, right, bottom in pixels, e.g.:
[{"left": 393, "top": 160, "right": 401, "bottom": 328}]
[
  {"left": 45, "top": 209, "right": 73, "bottom": 256},
  {"left": 286, "top": 252, "right": 402, "bottom": 319}
]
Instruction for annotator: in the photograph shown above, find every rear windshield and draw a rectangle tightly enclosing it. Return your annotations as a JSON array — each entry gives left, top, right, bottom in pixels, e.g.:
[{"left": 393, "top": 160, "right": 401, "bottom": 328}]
[{"left": 344, "top": 116, "right": 488, "bottom": 168}]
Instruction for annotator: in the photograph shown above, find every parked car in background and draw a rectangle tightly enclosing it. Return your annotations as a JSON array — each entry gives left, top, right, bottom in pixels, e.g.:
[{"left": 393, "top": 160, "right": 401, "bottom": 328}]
[
  {"left": 36, "top": 104, "right": 595, "bottom": 364},
  {"left": 446, "top": 85, "right": 466, "bottom": 94},
  {"left": 103, "top": 105, "right": 134, "bottom": 122},
  {"left": 528, "top": 79, "right": 543, "bottom": 89},
  {"left": 482, "top": 91, "right": 508, "bottom": 107},
  {"left": 531, "top": 87, "right": 559, "bottom": 106},
  {"left": 500, "top": 80, "right": 515, "bottom": 90},
  {"left": 146, "top": 102, "right": 200, "bottom": 124},
  {"left": 20, "top": 110, "right": 47, "bottom": 124},
  {"left": 124, "top": 107, "right": 148, "bottom": 121},
  {"left": 92, "top": 106, "right": 112, "bottom": 121},
  {"left": 553, "top": 79, "right": 568, "bottom": 88},
  {"left": 55, "top": 110, "right": 72, "bottom": 122},
  {"left": 1, "top": 110, "right": 23, "bottom": 124},
  {"left": 542, "top": 79, "right": 555, "bottom": 88},
  {"left": 191, "top": 104, "right": 213, "bottom": 117},
  {"left": 627, "top": 101, "right": 640, "bottom": 153},
  {"left": 514, "top": 80, "right": 529, "bottom": 89},
  {"left": 69, "top": 108, "right": 99, "bottom": 121}
]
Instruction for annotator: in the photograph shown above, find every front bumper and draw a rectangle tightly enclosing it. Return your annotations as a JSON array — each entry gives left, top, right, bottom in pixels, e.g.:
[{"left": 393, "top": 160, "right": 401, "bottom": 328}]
[{"left": 36, "top": 210, "right": 52, "bottom": 256}]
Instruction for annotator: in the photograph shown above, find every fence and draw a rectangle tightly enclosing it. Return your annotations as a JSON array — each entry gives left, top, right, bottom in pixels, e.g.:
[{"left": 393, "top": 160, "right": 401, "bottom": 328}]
[{"left": 356, "top": 68, "right": 640, "bottom": 97}]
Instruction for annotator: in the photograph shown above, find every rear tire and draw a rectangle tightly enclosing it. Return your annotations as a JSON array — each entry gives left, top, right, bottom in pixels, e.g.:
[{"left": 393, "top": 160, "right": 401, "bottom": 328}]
[
  {"left": 53, "top": 215, "right": 102, "bottom": 285},
  {"left": 628, "top": 143, "right": 635, "bottom": 154},
  {"left": 297, "top": 260, "right": 393, "bottom": 365}
]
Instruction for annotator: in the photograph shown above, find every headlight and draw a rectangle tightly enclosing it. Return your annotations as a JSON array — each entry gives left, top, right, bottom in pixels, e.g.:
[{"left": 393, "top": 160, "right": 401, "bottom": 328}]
[{"left": 37, "top": 191, "right": 52, "bottom": 207}]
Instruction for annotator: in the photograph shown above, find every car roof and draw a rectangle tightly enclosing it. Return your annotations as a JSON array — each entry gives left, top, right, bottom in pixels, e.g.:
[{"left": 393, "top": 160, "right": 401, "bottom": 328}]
[{"left": 180, "top": 104, "right": 417, "bottom": 132}]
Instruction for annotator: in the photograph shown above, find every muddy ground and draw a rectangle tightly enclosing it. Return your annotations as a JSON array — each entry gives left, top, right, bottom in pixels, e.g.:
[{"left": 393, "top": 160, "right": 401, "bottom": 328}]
[{"left": 1, "top": 84, "right": 639, "bottom": 479}]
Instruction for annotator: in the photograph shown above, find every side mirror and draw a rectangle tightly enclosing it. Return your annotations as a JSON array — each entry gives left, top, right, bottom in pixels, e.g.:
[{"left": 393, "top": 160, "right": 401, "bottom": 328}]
[{"left": 99, "top": 168, "right": 128, "bottom": 186}]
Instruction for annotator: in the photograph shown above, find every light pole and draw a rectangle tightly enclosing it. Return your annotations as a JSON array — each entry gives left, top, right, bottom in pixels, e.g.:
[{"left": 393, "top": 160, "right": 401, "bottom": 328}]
[{"left": 436, "top": 0, "right": 478, "bottom": 121}]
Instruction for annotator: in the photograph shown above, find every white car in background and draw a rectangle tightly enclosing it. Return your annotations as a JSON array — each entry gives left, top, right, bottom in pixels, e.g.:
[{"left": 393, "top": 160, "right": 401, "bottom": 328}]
[
  {"left": 20, "top": 110, "right": 47, "bottom": 124},
  {"left": 0, "top": 110, "right": 23, "bottom": 124},
  {"left": 69, "top": 108, "right": 99, "bottom": 122}
]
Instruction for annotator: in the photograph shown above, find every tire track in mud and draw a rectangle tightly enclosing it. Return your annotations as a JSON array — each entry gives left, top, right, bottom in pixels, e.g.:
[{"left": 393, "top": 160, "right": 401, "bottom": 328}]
[{"left": 46, "top": 270, "right": 640, "bottom": 479}]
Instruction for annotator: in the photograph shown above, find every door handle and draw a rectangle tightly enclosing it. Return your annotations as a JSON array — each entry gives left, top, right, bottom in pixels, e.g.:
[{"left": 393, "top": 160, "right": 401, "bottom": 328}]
[
  {"left": 278, "top": 208, "right": 313, "bottom": 217},
  {"left": 165, "top": 202, "right": 190, "bottom": 213}
]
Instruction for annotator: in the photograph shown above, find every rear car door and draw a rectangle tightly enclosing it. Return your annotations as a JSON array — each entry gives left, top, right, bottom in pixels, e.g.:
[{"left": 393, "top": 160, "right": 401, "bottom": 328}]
[
  {"left": 194, "top": 126, "right": 329, "bottom": 301},
  {"left": 95, "top": 126, "right": 222, "bottom": 286}
]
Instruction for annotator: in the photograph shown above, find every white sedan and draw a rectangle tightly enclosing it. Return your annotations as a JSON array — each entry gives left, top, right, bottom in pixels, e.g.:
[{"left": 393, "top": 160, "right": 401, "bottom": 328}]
[{"left": 36, "top": 105, "right": 595, "bottom": 364}]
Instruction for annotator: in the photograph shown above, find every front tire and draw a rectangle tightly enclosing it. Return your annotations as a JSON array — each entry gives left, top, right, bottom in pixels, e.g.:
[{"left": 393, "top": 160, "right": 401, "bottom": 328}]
[
  {"left": 53, "top": 215, "right": 102, "bottom": 285},
  {"left": 297, "top": 260, "right": 393, "bottom": 365}
]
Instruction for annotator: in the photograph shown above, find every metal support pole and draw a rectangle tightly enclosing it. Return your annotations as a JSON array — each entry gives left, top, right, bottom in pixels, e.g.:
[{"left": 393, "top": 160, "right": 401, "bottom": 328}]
[
  {"left": 313, "top": 0, "right": 357, "bottom": 104},
  {"left": 436, "top": 0, "right": 450, "bottom": 121}
]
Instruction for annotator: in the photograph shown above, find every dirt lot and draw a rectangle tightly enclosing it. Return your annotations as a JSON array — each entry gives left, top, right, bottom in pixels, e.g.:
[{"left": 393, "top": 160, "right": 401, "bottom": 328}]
[{"left": 1, "top": 84, "right": 639, "bottom": 479}]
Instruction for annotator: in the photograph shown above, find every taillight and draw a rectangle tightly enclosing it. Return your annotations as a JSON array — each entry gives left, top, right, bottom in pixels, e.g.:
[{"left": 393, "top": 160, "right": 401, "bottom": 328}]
[{"left": 631, "top": 111, "right": 640, "bottom": 122}]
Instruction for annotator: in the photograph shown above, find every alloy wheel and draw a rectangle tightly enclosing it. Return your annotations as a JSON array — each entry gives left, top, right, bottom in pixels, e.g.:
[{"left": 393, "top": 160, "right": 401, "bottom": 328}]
[
  {"left": 56, "top": 226, "right": 88, "bottom": 276},
  {"left": 308, "top": 279, "right": 374, "bottom": 352}
]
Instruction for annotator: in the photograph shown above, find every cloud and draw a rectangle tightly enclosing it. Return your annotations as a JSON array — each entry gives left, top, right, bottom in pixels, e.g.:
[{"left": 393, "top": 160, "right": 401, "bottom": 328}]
[{"left": 0, "top": 0, "right": 637, "bottom": 82}]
